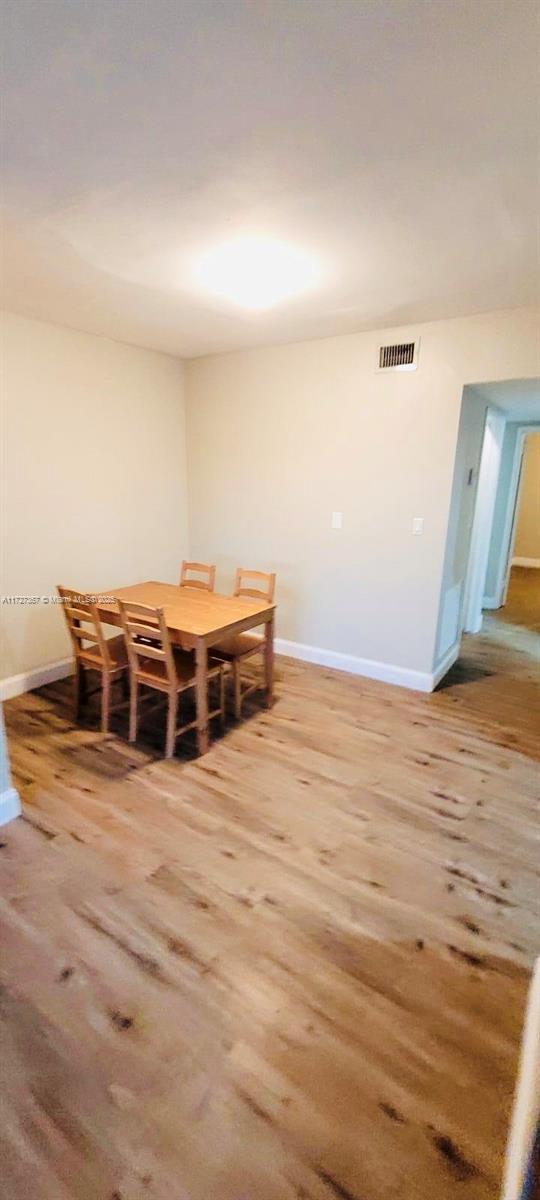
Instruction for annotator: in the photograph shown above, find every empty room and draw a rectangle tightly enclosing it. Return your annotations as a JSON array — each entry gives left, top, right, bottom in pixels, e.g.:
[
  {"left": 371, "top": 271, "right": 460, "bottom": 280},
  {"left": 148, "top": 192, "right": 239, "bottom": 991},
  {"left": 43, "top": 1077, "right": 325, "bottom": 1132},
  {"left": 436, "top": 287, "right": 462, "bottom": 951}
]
[{"left": 1, "top": 2, "right": 539, "bottom": 1199}]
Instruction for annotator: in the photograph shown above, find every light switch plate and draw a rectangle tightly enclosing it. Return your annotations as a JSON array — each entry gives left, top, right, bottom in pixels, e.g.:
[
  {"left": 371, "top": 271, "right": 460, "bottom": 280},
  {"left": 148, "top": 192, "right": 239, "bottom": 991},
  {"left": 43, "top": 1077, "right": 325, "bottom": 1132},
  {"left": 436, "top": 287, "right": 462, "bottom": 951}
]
[
  {"left": 412, "top": 517, "right": 424, "bottom": 534},
  {"left": 331, "top": 511, "right": 343, "bottom": 530}
]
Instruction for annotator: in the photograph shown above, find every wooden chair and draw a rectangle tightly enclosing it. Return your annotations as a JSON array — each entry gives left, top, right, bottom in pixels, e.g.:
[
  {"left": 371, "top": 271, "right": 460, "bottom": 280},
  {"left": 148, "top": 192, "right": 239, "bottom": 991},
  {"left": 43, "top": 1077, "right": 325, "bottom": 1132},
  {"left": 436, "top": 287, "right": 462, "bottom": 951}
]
[
  {"left": 179, "top": 561, "right": 216, "bottom": 591},
  {"left": 118, "top": 599, "right": 227, "bottom": 758},
  {"left": 57, "top": 585, "right": 128, "bottom": 733},
  {"left": 212, "top": 568, "right": 276, "bottom": 719}
]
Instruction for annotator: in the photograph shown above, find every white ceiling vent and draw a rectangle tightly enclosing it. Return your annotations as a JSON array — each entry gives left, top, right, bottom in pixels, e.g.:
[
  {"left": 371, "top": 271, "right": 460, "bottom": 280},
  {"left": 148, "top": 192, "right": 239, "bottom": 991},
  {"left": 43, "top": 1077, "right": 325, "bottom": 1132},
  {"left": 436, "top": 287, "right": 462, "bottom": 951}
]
[{"left": 377, "top": 338, "right": 420, "bottom": 372}]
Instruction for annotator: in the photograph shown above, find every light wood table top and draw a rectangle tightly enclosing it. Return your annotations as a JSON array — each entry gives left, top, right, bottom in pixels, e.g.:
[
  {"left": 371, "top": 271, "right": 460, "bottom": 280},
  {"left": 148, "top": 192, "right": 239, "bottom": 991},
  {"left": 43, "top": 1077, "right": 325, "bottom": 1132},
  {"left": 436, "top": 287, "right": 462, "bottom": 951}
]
[{"left": 98, "top": 580, "right": 275, "bottom": 648}]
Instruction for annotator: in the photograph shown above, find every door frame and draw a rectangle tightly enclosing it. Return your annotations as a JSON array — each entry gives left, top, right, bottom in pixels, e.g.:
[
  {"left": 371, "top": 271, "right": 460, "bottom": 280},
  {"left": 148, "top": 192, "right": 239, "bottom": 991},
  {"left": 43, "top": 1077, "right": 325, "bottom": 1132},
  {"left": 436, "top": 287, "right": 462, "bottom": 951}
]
[{"left": 462, "top": 406, "right": 506, "bottom": 633}]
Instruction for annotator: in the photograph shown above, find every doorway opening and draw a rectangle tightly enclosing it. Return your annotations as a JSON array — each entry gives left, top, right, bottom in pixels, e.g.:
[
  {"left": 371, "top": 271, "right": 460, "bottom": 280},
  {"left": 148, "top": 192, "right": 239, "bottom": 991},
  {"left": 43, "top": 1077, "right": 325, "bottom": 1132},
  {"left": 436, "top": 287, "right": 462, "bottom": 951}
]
[
  {"left": 486, "top": 428, "right": 540, "bottom": 636},
  {"left": 496, "top": 429, "right": 540, "bottom": 597},
  {"left": 467, "top": 421, "right": 540, "bottom": 627},
  {"left": 434, "top": 378, "right": 540, "bottom": 687},
  {"left": 464, "top": 381, "right": 540, "bottom": 655}
]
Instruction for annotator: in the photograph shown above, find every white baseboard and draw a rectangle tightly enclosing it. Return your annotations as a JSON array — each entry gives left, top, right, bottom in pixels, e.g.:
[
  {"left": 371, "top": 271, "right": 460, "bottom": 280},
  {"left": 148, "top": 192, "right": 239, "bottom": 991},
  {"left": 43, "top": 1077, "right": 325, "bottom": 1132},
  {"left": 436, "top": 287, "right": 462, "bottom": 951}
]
[
  {"left": 0, "top": 786, "right": 21, "bottom": 827},
  {"left": 1, "top": 637, "right": 463, "bottom": 704},
  {"left": 275, "top": 637, "right": 448, "bottom": 693},
  {"left": 512, "top": 557, "right": 540, "bottom": 569},
  {"left": 0, "top": 656, "right": 73, "bottom": 702}
]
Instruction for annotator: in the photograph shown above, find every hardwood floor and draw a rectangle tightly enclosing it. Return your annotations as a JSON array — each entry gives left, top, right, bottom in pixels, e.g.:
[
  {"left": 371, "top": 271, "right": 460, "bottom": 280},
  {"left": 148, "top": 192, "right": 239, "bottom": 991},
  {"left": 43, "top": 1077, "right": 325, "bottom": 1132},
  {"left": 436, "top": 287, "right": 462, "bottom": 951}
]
[
  {"left": 1, "top": 575, "right": 539, "bottom": 1200},
  {"left": 487, "top": 565, "right": 540, "bottom": 635}
]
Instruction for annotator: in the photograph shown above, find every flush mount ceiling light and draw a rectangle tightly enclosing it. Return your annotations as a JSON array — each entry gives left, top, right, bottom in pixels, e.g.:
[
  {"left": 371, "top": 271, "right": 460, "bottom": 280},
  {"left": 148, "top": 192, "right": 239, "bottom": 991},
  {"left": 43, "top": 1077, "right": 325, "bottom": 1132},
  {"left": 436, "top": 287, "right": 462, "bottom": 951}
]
[{"left": 192, "top": 235, "right": 322, "bottom": 311}]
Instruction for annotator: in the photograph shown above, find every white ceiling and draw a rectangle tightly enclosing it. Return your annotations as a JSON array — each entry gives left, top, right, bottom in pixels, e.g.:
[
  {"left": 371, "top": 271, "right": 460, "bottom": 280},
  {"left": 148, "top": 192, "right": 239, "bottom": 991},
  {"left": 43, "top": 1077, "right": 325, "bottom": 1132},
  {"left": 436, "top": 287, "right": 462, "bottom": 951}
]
[
  {"left": 2, "top": 0, "right": 539, "bottom": 358},
  {"left": 473, "top": 379, "right": 540, "bottom": 422}
]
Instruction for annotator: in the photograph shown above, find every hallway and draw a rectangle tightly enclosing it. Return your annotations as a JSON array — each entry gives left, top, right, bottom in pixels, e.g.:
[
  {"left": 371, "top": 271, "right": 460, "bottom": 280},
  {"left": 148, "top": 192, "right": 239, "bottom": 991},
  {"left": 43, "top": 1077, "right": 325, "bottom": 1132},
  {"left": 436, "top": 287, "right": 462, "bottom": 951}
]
[{"left": 487, "top": 565, "right": 540, "bottom": 636}]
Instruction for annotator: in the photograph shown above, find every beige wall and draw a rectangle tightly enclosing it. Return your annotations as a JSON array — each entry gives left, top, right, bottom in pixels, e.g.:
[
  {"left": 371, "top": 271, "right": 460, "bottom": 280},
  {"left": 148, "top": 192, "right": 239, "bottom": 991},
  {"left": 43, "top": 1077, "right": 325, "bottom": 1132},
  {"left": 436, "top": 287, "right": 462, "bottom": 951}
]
[
  {"left": 186, "top": 307, "right": 539, "bottom": 677},
  {"left": 0, "top": 312, "right": 188, "bottom": 682},
  {"left": 514, "top": 433, "right": 540, "bottom": 562}
]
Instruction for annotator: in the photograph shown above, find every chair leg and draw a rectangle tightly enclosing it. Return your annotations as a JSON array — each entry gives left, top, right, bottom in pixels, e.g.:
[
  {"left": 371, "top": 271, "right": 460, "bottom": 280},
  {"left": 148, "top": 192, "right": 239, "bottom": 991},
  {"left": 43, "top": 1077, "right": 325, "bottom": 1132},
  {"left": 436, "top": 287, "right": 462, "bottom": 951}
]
[
  {"left": 101, "top": 672, "right": 111, "bottom": 733},
  {"left": 165, "top": 690, "right": 178, "bottom": 759},
  {"left": 74, "top": 661, "right": 85, "bottom": 721},
  {"left": 220, "top": 667, "right": 226, "bottom": 732},
  {"left": 233, "top": 659, "right": 242, "bottom": 720},
  {"left": 129, "top": 679, "right": 138, "bottom": 743}
]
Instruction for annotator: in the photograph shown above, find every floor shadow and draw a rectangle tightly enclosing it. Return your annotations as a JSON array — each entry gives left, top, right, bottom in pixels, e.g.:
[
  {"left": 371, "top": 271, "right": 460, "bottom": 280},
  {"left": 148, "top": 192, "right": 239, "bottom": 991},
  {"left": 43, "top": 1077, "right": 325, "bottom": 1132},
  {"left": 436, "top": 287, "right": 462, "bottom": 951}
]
[
  {"left": 435, "top": 659, "right": 495, "bottom": 690},
  {"left": 55, "top": 684, "right": 256, "bottom": 774}
]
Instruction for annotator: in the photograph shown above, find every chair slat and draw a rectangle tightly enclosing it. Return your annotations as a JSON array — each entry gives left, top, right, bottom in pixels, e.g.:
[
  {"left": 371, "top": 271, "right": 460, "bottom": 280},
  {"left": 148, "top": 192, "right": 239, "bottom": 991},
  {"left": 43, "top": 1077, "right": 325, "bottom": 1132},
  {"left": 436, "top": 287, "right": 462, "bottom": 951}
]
[
  {"left": 130, "top": 642, "right": 166, "bottom": 662},
  {"left": 179, "top": 560, "right": 216, "bottom": 591},
  {"left": 234, "top": 568, "right": 276, "bottom": 604},
  {"left": 237, "top": 569, "right": 271, "bottom": 582},
  {"left": 125, "top": 620, "right": 162, "bottom": 640},
  {"left": 64, "top": 605, "right": 94, "bottom": 622},
  {"left": 117, "top": 599, "right": 158, "bottom": 617},
  {"left": 235, "top": 586, "right": 272, "bottom": 600},
  {"left": 70, "top": 626, "right": 101, "bottom": 642}
]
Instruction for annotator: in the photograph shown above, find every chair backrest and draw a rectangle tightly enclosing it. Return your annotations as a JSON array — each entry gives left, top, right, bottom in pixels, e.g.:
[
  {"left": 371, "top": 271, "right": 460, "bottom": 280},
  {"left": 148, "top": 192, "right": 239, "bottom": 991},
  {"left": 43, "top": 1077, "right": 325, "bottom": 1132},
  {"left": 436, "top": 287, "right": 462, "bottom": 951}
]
[
  {"left": 57, "top": 585, "right": 111, "bottom": 667},
  {"left": 117, "top": 600, "right": 177, "bottom": 686},
  {"left": 233, "top": 568, "right": 276, "bottom": 604},
  {"left": 179, "top": 561, "right": 216, "bottom": 591}
]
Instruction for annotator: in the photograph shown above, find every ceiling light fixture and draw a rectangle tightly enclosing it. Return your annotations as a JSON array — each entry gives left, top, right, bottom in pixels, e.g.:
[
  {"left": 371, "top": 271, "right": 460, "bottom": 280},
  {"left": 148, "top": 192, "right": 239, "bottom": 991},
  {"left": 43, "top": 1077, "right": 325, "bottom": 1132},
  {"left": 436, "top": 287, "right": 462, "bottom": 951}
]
[{"left": 192, "top": 235, "right": 322, "bottom": 311}]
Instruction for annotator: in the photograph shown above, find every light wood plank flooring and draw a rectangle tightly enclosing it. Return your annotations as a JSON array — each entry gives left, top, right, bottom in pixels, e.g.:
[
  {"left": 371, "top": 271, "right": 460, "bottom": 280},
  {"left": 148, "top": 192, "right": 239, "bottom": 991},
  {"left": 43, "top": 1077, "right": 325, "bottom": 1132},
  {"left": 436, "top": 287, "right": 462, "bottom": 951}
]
[{"left": 1, "top": 572, "right": 539, "bottom": 1200}]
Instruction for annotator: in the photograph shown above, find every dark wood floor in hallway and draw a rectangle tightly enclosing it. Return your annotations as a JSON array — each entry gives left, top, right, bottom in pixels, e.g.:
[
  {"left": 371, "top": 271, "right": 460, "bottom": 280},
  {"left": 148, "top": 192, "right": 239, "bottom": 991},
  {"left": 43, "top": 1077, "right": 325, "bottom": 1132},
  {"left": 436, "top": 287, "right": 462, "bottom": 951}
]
[{"left": 1, "top": 570, "right": 539, "bottom": 1200}]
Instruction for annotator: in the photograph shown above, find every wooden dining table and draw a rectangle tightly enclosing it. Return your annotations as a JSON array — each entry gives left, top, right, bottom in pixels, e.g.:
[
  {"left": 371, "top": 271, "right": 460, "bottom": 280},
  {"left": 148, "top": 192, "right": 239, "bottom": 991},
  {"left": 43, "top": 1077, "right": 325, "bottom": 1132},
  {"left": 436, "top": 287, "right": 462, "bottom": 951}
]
[{"left": 96, "top": 581, "right": 276, "bottom": 755}]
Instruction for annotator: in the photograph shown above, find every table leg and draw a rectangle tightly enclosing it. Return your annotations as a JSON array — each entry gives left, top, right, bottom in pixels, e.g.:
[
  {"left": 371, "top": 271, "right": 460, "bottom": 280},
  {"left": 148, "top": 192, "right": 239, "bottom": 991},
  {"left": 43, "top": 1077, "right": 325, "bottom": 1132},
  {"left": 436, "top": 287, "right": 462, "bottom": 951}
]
[
  {"left": 195, "top": 638, "right": 209, "bottom": 755},
  {"left": 264, "top": 614, "right": 275, "bottom": 708}
]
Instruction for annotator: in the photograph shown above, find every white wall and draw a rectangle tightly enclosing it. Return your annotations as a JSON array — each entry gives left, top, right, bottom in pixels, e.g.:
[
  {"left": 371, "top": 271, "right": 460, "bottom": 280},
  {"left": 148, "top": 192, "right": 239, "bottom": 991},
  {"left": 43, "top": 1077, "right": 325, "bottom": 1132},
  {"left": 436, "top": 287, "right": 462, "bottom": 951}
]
[
  {"left": 0, "top": 312, "right": 188, "bottom": 687},
  {"left": 186, "top": 307, "right": 539, "bottom": 684}
]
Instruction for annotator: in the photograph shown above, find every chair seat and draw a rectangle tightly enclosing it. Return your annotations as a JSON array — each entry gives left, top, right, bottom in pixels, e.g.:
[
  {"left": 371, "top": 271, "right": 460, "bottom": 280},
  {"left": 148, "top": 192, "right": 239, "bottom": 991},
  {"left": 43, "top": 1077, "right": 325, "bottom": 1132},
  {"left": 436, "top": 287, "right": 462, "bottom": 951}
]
[
  {"left": 80, "top": 635, "right": 128, "bottom": 671},
  {"left": 212, "top": 632, "right": 264, "bottom": 661},
  {"left": 136, "top": 648, "right": 225, "bottom": 690}
]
